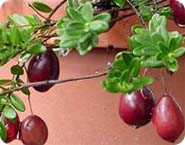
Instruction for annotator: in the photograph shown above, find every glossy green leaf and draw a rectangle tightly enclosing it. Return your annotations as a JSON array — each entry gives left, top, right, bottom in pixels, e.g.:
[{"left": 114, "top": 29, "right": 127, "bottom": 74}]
[
  {"left": 90, "top": 20, "right": 109, "bottom": 34},
  {"left": 164, "top": 57, "right": 178, "bottom": 72},
  {"left": 129, "top": 58, "right": 141, "bottom": 80},
  {"left": 9, "top": 14, "right": 29, "bottom": 26},
  {"left": 139, "top": 5, "right": 153, "bottom": 22},
  {"left": 66, "top": 7, "right": 85, "bottom": 22},
  {"left": 113, "top": 0, "right": 126, "bottom": 8},
  {"left": 10, "top": 65, "right": 24, "bottom": 75},
  {"left": 102, "top": 78, "right": 121, "bottom": 93},
  {"left": 132, "top": 76, "right": 154, "bottom": 91},
  {"left": 21, "top": 87, "right": 31, "bottom": 96},
  {"left": 80, "top": 2, "right": 93, "bottom": 21},
  {"left": 0, "top": 79, "right": 12, "bottom": 85},
  {"left": 111, "top": 58, "right": 127, "bottom": 71},
  {"left": 141, "top": 56, "right": 164, "bottom": 68},
  {"left": 172, "top": 47, "right": 185, "bottom": 58},
  {"left": 168, "top": 35, "right": 182, "bottom": 51},
  {"left": 77, "top": 33, "right": 98, "bottom": 55},
  {"left": 32, "top": 1, "right": 52, "bottom": 13},
  {"left": 0, "top": 120, "right": 6, "bottom": 142},
  {"left": 94, "top": 13, "right": 111, "bottom": 23},
  {"left": 158, "top": 42, "right": 168, "bottom": 53},
  {"left": 10, "top": 94, "right": 25, "bottom": 112},
  {"left": 60, "top": 39, "right": 78, "bottom": 48},
  {"left": 120, "top": 69, "right": 130, "bottom": 83},
  {"left": 131, "top": 25, "right": 144, "bottom": 34},
  {"left": 67, "top": 0, "right": 79, "bottom": 8},
  {"left": 158, "top": 6, "right": 173, "bottom": 19},
  {"left": 27, "top": 44, "right": 46, "bottom": 54},
  {"left": 3, "top": 105, "right": 16, "bottom": 120},
  {"left": 65, "top": 22, "right": 85, "bottom": 35}
]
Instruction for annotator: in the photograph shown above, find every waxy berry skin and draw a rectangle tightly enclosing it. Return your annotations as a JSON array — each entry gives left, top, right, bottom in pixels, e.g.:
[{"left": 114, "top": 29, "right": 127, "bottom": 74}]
[
  {"left": 27, "top": 49, "right": 60, "bottom": 92},
  {"left": 170, "top": 0, "right": 185, "bottom": 27},
  {"left": 19, "top": 115, "right": 48, "bottom": 145},
  {"left": 152, "top": 95, "right": 184, "bottom": 142},
  {"left": 119, "top": 86, "right": 155, "bottom": 127}
]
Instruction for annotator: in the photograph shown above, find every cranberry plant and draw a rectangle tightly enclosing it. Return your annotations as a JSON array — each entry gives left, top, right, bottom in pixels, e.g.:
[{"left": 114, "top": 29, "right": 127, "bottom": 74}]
[{"left": 0, "top": 0, "right": 184, "bottom": 144}]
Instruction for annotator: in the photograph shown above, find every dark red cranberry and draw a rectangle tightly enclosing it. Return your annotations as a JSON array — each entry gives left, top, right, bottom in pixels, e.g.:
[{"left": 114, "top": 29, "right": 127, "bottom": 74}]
[
  {"left": 1, "top": 113, "right": 20, "bottom": 143},
  {"left": 170, "top": 0, "right": 185, "bottom": 27},
  {"left": 27, "top": 49, "right": 60, "bottom": 92},
  {"left": 152, "top": 94, "right": 184, "bottom": 142},
  {"left": 19, "top": 115, "right": 48, "bottom": 145},
  {"left": 119, "top": 86, "right": 155, "bottom": 128}
]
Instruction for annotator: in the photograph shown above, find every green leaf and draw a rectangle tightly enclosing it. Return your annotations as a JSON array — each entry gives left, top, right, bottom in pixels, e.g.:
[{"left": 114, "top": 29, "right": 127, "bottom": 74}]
[
  {"left": 3, "top": 105, "right": 16, "bottom": 120},
  {"left": 131, "top": 25, "right": 144, "bottom": 34},
  {"left": 0, "top": 120, "right": 6, "bottom": 142},
  {"left": 0, "top": 79, "right": 12, "bottom": 85},
  {"left": 158, "top": 6, "right": 173, "bottom": 19},
  {"left": 132, "top": 76, "right": 154, "bottom": 91},
  {"left": 59, "top": 39, "right": 78, "bottom": 48},
  {"left": 139, "top": 5, "right": 153, "bottom": 22},
  {"left": 10, "top": 65, "right": 24, "bottom": 75},
  {"left": 110, "top": 59, "right": 127, "bottom": 73},
  {"left": 10, "top": 94, "right": 25, "bottom": 112},
  {"left": 168, "top": 35, "right": 182, "bottom": 51},
  {"left": 113, "top": 0, "right": 126, "bottom": 8},
  {"left": 66, "top": 7, "right": 85, "bottom": 22},
  {"left": 65, "top": 22, "right": 85, "bottom": 35},
  {"left": 141, "top": 56, "right": 164, "bottom": 68},
  {"left": 27, "top": 44, "right": 46, "bottom": 54},
  {"left": 164, "top": 57, "right": 178, "bottom": 72},
  {"left": 90, "top": 20, "right": 109, "bottom": 34},
  {"left": 172, "top": 47, "right": 185, "bottom": 58},
  {"left": 9, "top": 14, "right": 29, "bottom": 26},
  {"left": 80, "top": 2, "right": 94, "bottom": 21},
  {"left": 129, "top": 58, "right": 141, "bottom": 80},
  {"left": 67, "top": 0, "right": 79, "bottom": 9},
  {"left": 158, "top": 42, "right": 168, "bottom": 53},
  {"left": 120, "top": 69, "right": 130, "bottom": 83},
  {"left": 21, "top": 87, "right": 31, "bottom": 96},
  {"left": 94, "top": 13, "right": 111, "bottom": 23},
  {"left": 25, "top": 15, "right": 41, "bottom": 26},
  {"left": 102, "top": 78, "right": 121, "bottom": 93},
  {"left": 32, "top": 1, "right": 52, "bottom": 13},
  {"left": 77, "top": 33, "right": 98, "bottom": 55}
]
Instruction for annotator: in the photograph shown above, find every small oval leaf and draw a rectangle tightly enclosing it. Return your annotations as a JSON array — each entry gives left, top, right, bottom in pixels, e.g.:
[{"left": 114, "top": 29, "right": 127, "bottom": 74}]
[
  {"left": 10, "top": 94, "right": 25, "bottom": 112},
  {"left": 27, "top": 44, "right": 46, "bottom": 54},
  {"left": 0, "top": 120, "right": 6, "bottom": 142},
  {"left": 10, "top": 65, "right": 24, "bottom": 75},
  {"left": 32, "top": 1, "right": 52, "bottom": 13},
  {"left": 3, "top": 105, "right": 16, "bottom": 120}
]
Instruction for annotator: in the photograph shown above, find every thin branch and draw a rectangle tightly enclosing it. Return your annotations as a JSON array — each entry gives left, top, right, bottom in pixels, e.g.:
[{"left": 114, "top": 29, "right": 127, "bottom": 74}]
[
  {"left": 0, "top": 71, "right": 108, "bottom": 96},
  {"left": 126, "top": 0, "right": 147, "bottom": 27},
  {"left": 28, "top": 3, "right": 47, "bottom": 19},
  {"left": 47, "top": 0, "right": 67, "bottom": 21},
  {"left": 160, "top": 69, "right": 168, "bottom": 94}
]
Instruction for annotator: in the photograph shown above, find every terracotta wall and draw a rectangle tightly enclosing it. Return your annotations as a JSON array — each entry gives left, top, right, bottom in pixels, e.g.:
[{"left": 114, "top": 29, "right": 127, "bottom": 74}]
[{"left": 0, "top": 1, "right": 184, "bottom": 145}]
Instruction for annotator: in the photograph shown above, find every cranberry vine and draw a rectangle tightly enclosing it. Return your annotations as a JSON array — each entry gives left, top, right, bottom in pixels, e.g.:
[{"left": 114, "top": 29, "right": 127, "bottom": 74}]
[{"left": 0, "top": 0, "right": 184, "bottom": 145}]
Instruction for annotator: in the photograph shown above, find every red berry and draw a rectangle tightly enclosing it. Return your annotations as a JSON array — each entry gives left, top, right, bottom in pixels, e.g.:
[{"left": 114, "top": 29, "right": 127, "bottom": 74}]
[
  {"left": 19, "top": 115, "right": 48, "bottom": 145},
  {"left": 27, "top": 49, "right": 60, "bottom": 92},
  {"left": 170, "top": 0, "right": 185, "bottom": 27},
  {"left": 119, "top": 86, "right": 155, "bottom": 127},
  {"left": 152, "top": 94, "right": 184, "bottom": 142},
  {"left": 1, "top": 114, "right": 20, "bottom": 143}
]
